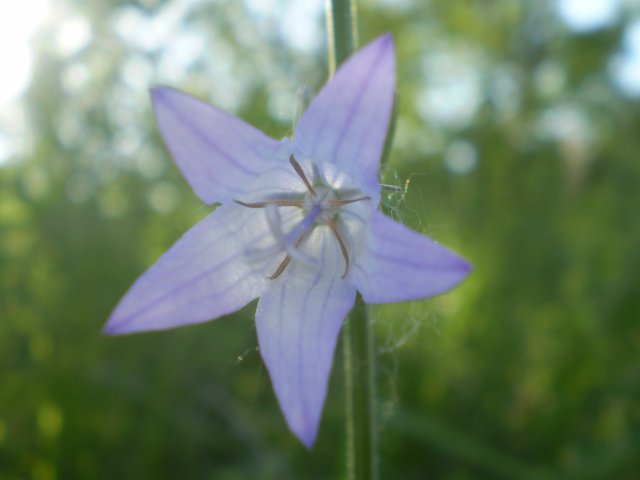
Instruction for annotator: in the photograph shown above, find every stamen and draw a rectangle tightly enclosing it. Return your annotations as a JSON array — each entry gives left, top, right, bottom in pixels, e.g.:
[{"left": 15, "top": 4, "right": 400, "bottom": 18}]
[
  {"left": 234, "top": 199, "right": 304, "bottom": 209},
  {"left": 326, "top": 219, "right": 349, "bottom": 278},
  {"left": 335, "top": 188, "right": 363, "bottom": 198},
  {"left": 268, "top": 255, "right": 292, "bottom": 279},
  {"left": 268, "top": 232, "right": 307, "bottom": 279},
  {"left": 289, "top": 155, "right": 317, "bottom": 197},
  {"left": 264, "top": 204, "right": 318, "bottom": 268},
  {"left": 236, "top": 158, "right": 365, "bottom": 280},
  {"left": 328, "top": 196, "right": 371, "bottom": 207}
]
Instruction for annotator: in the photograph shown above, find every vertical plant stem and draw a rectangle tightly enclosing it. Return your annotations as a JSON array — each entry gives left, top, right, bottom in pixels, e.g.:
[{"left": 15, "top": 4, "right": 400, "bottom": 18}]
[
  {"left": 326, "top": 0, "right": 358, "bottom": 74},
  {"left": 343, "top": 295, "right": 377, "bottom": 480},
  {"left": 326, "top": 3, "right": 377, "bottom": 479}
]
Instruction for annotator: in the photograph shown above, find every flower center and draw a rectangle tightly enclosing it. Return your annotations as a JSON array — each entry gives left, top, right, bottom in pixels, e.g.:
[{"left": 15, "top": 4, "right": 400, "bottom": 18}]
[{"left": 234, "top": 155, "right": 371, "bottom": 280}]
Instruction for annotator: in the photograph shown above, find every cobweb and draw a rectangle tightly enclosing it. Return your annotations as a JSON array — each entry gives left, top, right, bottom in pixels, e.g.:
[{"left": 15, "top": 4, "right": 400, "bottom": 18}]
[{"left": 375, "top": 166, "right": 446, "bottom": 425}]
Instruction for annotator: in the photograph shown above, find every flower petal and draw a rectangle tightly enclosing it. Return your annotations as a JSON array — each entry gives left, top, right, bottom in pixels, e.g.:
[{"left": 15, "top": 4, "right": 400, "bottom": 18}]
[
  {"left": 152, "top": 86, "right": 289, "bottom": 204},
  {"left": 104, "top": 204, "right": 267, "bottom": 334},
  {"left": 294, "top": 34, "right": 395, "bottom": 185},
  {"left": 256, "top": 270, "right": 355, "bottom": 447},
  {"left": 353, "top": 212, "right": 471, "bottom": 304}
]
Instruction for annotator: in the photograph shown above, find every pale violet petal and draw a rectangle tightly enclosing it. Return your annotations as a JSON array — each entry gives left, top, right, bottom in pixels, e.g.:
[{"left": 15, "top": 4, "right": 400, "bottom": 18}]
[
  {"left": 104, "top": 204, "right": 267, "bottom": 334},
  {"left": 353, "top": 212, "right": 471, "bottom": 303},
  {"left": 256, "top": 265, "right": 355, "bottom": 448},
  {"left": 152, "top": 86, "right": 289, "bottom": 204},
  {"left": 294, "top": 34, "right": 395, "bottom": 185}
]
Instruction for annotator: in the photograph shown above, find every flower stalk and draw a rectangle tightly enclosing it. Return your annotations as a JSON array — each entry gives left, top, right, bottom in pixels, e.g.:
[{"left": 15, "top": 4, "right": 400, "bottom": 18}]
[
  {"left": 343, "top": 295, "right": 378, "bottom": 480},
  {"left": 326, "top": 1, "right": 378, "bottom": 478},
  {"left": 326, "top": 0, "right": 358, "bottom": 74}
]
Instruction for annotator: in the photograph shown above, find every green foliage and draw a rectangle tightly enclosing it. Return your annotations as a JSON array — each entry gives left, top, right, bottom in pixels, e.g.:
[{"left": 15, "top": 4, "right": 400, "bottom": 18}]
[{"left": 1, "top": 0, "right": 639, "bottom": 478}]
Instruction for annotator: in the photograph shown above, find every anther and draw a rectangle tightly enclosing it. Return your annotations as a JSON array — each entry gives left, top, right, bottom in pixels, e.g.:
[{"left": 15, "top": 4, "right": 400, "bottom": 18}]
[
  {"left": 328, "top": 196, "right": 371, "bottom": 207},
  {"left": 268, "top": 255, "right": 292, "bottom": 279},
  {"left": 289, "top": 155, "right": 317, "bottom": 197},
  {"left": 234, "top": 199, "right": 304, "bottom": 209},
  {"left": 268, "top": 233, "right": 307, "bottom": 279},
  {"left": 326, "top": 219, "right": 349, "bottom": 278}
]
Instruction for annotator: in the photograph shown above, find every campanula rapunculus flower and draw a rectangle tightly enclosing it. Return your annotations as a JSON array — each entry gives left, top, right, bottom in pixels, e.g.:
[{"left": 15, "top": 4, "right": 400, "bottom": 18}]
[{"left": 105, "top": 34, "right": 471, "bottom": 447}]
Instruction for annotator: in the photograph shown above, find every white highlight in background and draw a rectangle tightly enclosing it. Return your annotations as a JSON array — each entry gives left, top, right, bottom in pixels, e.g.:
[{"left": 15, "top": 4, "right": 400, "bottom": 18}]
[
  {"left": 0, "top": 0, "right": 50, "bottom": 104},
  {"left": 556, "top": 0, "right": 621, "bottom": 32}
]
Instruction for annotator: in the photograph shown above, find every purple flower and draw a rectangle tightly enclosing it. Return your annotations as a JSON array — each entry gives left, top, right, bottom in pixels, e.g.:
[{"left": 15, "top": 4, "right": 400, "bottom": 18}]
[{"left": 105, "top": 34, "right": 470, "bottom": 447}]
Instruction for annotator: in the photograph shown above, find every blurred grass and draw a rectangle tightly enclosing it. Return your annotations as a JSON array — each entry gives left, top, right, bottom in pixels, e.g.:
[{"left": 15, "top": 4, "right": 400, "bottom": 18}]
[{"left": 1, "top": 0, "right": 640, "bottom": 479}]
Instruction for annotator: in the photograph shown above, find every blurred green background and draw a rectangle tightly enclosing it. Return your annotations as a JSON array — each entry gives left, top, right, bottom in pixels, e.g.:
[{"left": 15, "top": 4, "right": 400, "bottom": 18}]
[{"left": 1, "top": 0, "right": 639, "bottom": 478}]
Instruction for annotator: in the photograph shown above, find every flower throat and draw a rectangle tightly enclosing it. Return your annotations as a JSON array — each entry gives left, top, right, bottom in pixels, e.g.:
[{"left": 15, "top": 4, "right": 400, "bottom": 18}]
[{"left": 234, "top": 155, "right": 371, "bottom": 279}]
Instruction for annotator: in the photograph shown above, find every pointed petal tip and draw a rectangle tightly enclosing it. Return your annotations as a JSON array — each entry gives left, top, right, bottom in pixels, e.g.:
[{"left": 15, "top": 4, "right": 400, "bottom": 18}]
[
  {"left": 455, "top": 256, "right": 473, "bottom": 282},
  {"left": 300, "top": 433, "right": 316, "bottom": 450},
  {"left": 102, "top": 320, "right": 122, "bottom": 336},
  {"left": 102, "top": 314, "right": 132, "bottom": 336},
  {"left": 291, "top": 423, "right": 317, "bottom": 449},
  {"left": 102, "top": 315, "right": 171, "bottom": 336},
  {"left": 453, "top": 254, "right": 472, "bottom": 273},
  {"left": 439, "top": 251, "right": 473, "bottom": 285},
  {"left": 150, "top": 85, "right": 166, "bottom": 98},
  {"left": 366, "top": 32, "right": 394, "bottom": 55},
  {"left": 150, "top": 85, "right": 178, "bottom": 105},
  {"left": 462, "top": 258, "right": 473, "bottom": 273},
  {"left": 102, "top": 308, "right": 161, "bottom": 336},
  {"left": 379, "top": 32, "right": 394, "bottom": 46},
  {"left": 102, "top": 301, "right": 143, "bottom": 335}
]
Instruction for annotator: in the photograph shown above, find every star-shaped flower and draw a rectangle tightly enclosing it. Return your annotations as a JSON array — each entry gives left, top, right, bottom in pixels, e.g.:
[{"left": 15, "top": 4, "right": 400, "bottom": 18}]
[{"left": 105, "top": 34, "right": 470, "bottom": 447}]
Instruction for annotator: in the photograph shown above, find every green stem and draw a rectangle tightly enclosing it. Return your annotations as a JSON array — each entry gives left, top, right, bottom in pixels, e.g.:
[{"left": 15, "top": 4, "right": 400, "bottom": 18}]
[
  {"left": 326, "top": 0, "right": 358, "bottom": 73},
  {"left": 343, "top": 295, "right": 377, "bottom": 480},
  {"left": 326, "top": 2, "right": 377, "bottom": 478}
]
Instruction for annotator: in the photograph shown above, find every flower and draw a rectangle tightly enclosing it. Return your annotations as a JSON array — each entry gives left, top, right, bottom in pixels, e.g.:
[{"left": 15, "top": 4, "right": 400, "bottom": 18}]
[{"left": 104, "top": 34, "right": 471, "bottom": 448}]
